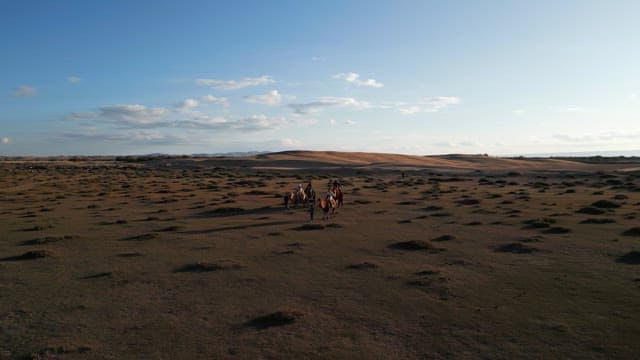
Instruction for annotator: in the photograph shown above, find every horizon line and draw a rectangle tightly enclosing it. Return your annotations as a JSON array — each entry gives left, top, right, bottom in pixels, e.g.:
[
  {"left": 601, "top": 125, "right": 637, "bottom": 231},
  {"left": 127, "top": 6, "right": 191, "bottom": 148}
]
[{"left": 2, "top": 149, "right": 640, "bottom": 159}]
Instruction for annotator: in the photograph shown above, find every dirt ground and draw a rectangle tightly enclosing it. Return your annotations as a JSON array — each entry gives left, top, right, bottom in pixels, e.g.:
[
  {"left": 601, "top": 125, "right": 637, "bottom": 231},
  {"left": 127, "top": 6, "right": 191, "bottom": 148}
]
[{"left": 1, "top": 152, "right": 639, "bottom": 359}]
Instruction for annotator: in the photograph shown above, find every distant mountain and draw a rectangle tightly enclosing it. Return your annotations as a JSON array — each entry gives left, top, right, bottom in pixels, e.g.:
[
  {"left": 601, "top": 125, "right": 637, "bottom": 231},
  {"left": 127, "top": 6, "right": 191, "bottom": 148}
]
[
  {"left": 506, "top": 150, "right": 640, "bottom": 158},
  {"left": 191, "top": 151, "right": 268, "bottom": 157}
]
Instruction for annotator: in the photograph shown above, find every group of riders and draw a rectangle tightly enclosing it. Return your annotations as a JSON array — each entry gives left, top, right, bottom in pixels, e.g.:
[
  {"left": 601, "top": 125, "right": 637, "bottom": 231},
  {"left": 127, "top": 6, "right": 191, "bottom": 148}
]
[{"left": 284, "top": 179, "right": 343, "bottom": 219}]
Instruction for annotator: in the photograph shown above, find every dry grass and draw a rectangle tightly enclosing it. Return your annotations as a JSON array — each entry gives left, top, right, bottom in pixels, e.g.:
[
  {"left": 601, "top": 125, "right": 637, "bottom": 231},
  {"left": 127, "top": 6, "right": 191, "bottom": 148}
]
[{"left": 1, "top": 154, "right": 639, "bottom": 359}]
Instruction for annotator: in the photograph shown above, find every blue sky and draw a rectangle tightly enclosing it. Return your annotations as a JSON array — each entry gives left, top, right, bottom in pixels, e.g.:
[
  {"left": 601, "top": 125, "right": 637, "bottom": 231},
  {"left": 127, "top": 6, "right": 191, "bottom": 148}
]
[{"left": 1, "top": 0, "right": 639, "bottom": 156}]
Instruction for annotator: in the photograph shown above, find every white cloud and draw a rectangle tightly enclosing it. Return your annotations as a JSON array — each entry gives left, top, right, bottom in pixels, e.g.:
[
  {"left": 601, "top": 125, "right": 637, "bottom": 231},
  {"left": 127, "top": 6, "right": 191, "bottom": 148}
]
[
  {"left": 311, "top": 56, "right": 326, "bottom": 62},
  {"left": 333, "top": 72, "right": 383, "bottom": 88},
  {"left": 171, "top": 116, "right": 228, "bottom": 129},
  {"left": 232, "top": 114, "right": 287, "bottom": 131},
  {"left": 552, "top": 131, "right": 640, "bottom": 143},
  {"left": 1, "top": 137, "right": 10, "bottom": 145},
  {"left": 289, "top": 96, "right": 373, "bottom": 114},
  {"left": 68, "top": 76, "right": 81, "bottom": 83},
  {"left": 293, "top": 117, "right": 318, "bottom": 126},
  {"left": 129, "top": 130, "right": 186, "bottom": 143},
  {"left": 200, "top": 95, "right": 229, "bottom": 106},
  {"left": 433, "top": 140, "right": 480, "bottom": 148},
  {"left": 60, "top": 130, "right": 189, "bottom": 145},
  {"left": 512, "top": 109, "right": 525, "bottom": 115},
  {"left": 195, "top": 75, "right": 274, "bottom": 90},
  {"left": 398, "top": 96, "right": 461, "bottom": 115},
  {"left": 99, "top": 104, "right": 170, "bottom": 125},
  {"left": 280, "top": 138, "right": 302, "bottom": 147},
  {"left": 11, "top": 85, "right": 37, "bottom": 98},
  {"left": 422, "top": 96, "right": 461, "bottom": 109},
  {"left": 628, "top": 93, "right": 637, "bottom": 101},
  {"left": 65, "top": 100, "right": 287, "bottom": 132},
  {"left": 328, "top": 118, "right": 336, "bottom": 126},
  {"left": 398, "top": 106, "right": 423, "bottom": 115},
  {"left": 244, "top": 90, "right": 282, "bottom": 106},
  {"left": 345, "top": 119, "right": 356, "bottom": 125},
  {"left": 66, "top": 111, "right": 98, "bottom": 121},
  {"left": 215, "top": 137, "right": 311, "bottom": 152},
  {"left": 175, "top": 98, "right": 199, "bottom": 110},
  {"left": 174, "top": 114, "right": 286, "bottom": 131}
]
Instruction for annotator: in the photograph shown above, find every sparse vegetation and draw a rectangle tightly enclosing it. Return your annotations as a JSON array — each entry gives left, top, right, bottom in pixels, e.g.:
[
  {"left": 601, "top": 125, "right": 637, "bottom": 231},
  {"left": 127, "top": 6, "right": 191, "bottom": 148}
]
[
  {"left": 246, "top": 310, "right": 304, "bottom": 329},
  {"left": 2, "top": 154, "right": 640, "bottom": 358},
  {"left": 390, "top": 240, "right": 442, "bottom": 252},
  {"left": 495, "top": 243, "right": 538, "bottom": 253}
]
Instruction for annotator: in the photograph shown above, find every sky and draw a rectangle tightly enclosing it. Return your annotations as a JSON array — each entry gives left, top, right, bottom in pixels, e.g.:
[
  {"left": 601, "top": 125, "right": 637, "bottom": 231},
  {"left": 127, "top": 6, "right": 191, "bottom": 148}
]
[{"left": 1, "top": 0, "right": 639, "bottom": 156}]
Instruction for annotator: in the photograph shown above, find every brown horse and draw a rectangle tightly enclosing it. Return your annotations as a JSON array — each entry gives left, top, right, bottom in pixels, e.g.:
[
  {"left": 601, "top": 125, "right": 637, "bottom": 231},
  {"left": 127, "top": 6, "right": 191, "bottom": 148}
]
[
  {"left": 332, "top": 185, "right": 344, "bottom": 208},
  {"left": 318, "top": 196, "right": 336, "bottom": 220},
  {"left": 284, "top": 189, "right": 306, "bottom": 208}
]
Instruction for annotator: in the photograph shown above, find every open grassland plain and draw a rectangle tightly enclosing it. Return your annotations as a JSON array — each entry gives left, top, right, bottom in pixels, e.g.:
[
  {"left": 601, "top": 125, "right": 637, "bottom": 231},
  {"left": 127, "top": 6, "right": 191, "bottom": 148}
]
[{"left": 1, "top": 152, "right": 640, "bottom": 359}]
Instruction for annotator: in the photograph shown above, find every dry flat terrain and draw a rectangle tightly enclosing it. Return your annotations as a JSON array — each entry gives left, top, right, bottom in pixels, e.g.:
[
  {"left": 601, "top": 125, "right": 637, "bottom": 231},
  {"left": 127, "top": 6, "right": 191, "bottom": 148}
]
[{"left": 1, "top": 151, "right": 639, "bottom": 359}]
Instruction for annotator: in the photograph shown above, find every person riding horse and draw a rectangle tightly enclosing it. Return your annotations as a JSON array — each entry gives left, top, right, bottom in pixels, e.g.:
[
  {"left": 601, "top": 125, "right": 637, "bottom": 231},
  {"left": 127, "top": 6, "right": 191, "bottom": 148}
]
[
  {"left": 296, "top": 184, "right": 306, "bottom": 202},
  {"left": 318, "top": 188, "right": 337, "bottom": 220},
  {"left": 304, "top": 181, "right": 316, "bottom": 202},
  {"left": 326, "top": 188, "right": 337, "bottom": 208},
  {"left": 330, "top": 179, "right": 343, "bottom": 208}
]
